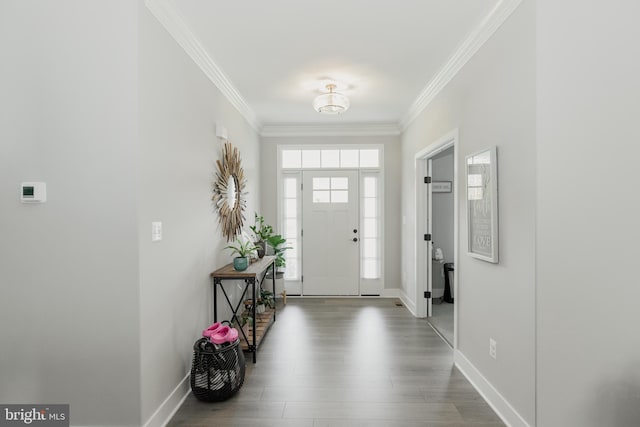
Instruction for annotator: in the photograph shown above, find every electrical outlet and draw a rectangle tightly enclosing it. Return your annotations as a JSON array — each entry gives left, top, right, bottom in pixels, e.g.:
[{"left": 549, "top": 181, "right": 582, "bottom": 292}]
[{"left": 489, "top": 338, "right": 497, "bottom": 360}]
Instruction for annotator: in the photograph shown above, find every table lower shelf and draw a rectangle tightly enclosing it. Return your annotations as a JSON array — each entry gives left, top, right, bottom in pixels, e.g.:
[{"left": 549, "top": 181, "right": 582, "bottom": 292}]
[{"left": 238, "top": 307, "right": 275, "bottom": 352}]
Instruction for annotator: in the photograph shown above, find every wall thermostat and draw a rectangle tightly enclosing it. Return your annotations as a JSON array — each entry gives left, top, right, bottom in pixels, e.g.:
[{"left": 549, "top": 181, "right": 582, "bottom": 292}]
[{"left": 21, "top": 182, "right": 47, "bottom": 203}]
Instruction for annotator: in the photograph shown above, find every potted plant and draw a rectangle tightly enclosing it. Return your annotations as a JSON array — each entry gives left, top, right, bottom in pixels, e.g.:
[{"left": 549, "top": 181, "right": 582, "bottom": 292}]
[
  {"left": 249, "top": 213, "right": 272, "bottom": 259},
  {"left": 266, "top": 234, "right": 291, "bottom": 270},
  {"left": 239, "top": 312, "right": 252, "bottom": 337},
  {"left": 225, "top": 238, "right": 258, "bottom": 271},
  {"left": 254, "top": 289, "right": 275, "bottom": 314},
  {"left": 265, "top": 234, "right": 291, "bottom": 295},
  {"left": 260, "top": 289, "right": 275, "bottom": 309}
]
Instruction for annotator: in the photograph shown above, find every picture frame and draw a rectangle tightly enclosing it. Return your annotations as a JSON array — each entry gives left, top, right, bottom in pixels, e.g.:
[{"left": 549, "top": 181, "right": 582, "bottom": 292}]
[
  {"left": 432, "top": 181, "right": 452, "bottom": 193},
  {"left": 466, "top": 146, "right": 498, "bottom": 263}
]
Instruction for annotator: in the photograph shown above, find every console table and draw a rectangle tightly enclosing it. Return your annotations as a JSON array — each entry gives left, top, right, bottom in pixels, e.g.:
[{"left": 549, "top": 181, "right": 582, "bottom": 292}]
[{"left": 210, "top": 256, "right": 276, "bottom": 363}]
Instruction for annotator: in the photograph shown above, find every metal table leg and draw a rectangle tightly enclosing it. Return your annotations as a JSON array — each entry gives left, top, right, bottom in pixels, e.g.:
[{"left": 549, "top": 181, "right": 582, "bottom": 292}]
[{"left": 250, "top": 278, "right": 256, "bottom": 363}]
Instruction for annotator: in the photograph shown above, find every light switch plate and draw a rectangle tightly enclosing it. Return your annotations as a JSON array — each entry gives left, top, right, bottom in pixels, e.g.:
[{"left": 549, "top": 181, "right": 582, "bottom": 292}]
[{"left": 152, "top": 222, "right": 162, "bottom": 242}]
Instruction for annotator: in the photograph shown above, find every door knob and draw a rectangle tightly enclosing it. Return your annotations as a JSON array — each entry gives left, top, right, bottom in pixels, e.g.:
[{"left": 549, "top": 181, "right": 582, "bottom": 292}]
[
  {"left": 352, "top": 237, "right": 358, "bottom": 242},
  {"left": 353, "top": 229, "right": 358, "bottom": 233}
]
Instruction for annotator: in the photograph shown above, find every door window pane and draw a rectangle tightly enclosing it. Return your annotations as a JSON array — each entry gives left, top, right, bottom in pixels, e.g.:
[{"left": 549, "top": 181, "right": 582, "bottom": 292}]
[
  {"left": 313, "top": 190, "right": 330, "bottom": 203},
  {"left": 282, "top": 150, "right": 301, "bottom": 168},
  {"left": 331, "top": 177, "right": 348, "bottom": 190},
  {"left": 313, "top": 177, "right": 330, "bottom": 190},
  {"left": 321, "top": 150, "right": 340, "bottom": 168}
]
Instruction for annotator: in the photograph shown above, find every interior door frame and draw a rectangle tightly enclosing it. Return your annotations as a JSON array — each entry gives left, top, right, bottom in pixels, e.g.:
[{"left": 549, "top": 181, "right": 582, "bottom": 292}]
[{"left": 415, "top": 129, "right": 459, "bottom": 347}]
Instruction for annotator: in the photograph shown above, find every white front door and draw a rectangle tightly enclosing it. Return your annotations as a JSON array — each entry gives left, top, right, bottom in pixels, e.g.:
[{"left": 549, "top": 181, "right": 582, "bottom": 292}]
[{"left": 302, "top": 170, "right": 359, "bottom": 295}]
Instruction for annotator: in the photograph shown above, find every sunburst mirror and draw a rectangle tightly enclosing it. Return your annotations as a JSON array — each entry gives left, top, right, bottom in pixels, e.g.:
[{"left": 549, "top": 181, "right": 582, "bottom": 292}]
[{"left": 212, "top": 142, "right": 246, "bottom": 241}]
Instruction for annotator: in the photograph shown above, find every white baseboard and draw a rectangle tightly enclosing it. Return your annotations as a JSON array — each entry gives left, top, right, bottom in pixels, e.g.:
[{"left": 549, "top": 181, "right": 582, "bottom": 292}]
[
  {"left": 380, "top": 288, "right": 401, "bottom": 298},
  {"left": 286, "top": 290, "right": 402, "bottom": 298},
  {"left": 287, "top": 295, "right": 382, "bottom": 298},
  {"left": 399, "top": 290, "right": 417, "bottom": 316},
  {"left": 454, "top": 350, "right": 531, "bottom": 427},
  {"left": 142, "top": 372, "right": 191, "bottom": 427}
]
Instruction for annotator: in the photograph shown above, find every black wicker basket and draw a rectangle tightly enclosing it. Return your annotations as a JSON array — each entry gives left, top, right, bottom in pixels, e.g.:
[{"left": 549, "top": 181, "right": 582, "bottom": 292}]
[{"left": 190, "top": 337, "right": 245, "bottom": 402}]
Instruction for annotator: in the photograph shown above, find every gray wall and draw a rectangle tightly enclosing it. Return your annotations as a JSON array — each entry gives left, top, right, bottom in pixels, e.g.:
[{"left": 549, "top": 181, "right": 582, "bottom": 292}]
[
  {"left": 0, "top": 2, "right": 141, "bottom": 425},
  {"left": 401, "top": 1, "right": 535, "bottom": 424},
  {"left": 432, "top": 147, "right": 454, "bottom": 264},
  {"left": 138, "top": 5, "right": 261, "bottom": 424},
  {"left": 260, "top": 135, "right": 401, "bottom": 292},
  {"left": 536, "top": 1, "right": 640, "bottom": 425},
  {"left": 0, "top": 2, "right": 261, "bottom": 425}
]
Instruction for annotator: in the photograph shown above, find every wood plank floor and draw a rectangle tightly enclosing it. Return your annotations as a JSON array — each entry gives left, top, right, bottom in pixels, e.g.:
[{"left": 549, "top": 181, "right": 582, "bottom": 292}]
[{"left": 168, "top": 298, "right": 505, "bottom": 426}]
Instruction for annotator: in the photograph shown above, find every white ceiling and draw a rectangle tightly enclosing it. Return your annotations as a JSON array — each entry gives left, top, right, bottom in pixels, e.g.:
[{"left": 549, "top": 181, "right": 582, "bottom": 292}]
[{"left": 155, "top": 0, "right": 504, "bottom": 131}]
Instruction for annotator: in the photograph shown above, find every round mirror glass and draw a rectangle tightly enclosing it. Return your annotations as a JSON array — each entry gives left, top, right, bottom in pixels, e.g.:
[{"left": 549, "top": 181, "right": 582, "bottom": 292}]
[{"left": 227, "top": 175, "right": 237, "bottom": 210}]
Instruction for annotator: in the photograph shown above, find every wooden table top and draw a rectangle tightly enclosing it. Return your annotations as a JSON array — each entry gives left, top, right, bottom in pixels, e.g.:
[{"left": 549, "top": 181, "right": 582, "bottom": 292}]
[{"left": 210, "top": 255, "right": 276, "bottom": 279}]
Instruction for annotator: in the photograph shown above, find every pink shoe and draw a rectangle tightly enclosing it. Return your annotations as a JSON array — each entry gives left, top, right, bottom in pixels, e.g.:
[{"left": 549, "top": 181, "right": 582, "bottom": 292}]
[
  {"left": 210, "top": 326, "right": 239, "bottom": 345},
  {"left": 227, "top": 327, "right": 239, "bottom": 343},
  {"left": 202, "top": 322, "right": 223, "bottom": 338}
]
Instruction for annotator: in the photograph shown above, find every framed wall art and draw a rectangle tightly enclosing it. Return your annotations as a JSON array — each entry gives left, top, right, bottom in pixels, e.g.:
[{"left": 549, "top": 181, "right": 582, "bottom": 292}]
[
  {"left": 432, "top": 181, "right": 452, "bottom": 193},
  {"left": 466, "top": 146, "right": 498, "bottom": 263}
]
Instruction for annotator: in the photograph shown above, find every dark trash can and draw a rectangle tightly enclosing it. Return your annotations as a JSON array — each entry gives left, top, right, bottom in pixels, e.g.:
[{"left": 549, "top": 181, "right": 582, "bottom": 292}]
[
  {"left": 444, "top": 262, "right": 455, "bottom": 303},
  {"left": 190, "top": 337, "right": 245, "bottom": 402}
]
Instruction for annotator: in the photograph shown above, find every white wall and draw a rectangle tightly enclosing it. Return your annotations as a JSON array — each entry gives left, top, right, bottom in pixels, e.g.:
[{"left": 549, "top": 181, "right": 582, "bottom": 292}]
[
  {"left": 138, "top": 4, "right": 261, "bottom": 425},
  {"left": 432, "top": 147, "right": 454, "bottom": 264},
  {"left": 536, "top": 1, "right": 640, "bottom": 426},
  {"left": 260, "top": 135, "right": 401, "bottom": 292},
  {"left": 0, "top": 1, "right": 141, "bottom": 425},
  {"left": 401, "top": 1, "right": 535, "bottom": 424}
]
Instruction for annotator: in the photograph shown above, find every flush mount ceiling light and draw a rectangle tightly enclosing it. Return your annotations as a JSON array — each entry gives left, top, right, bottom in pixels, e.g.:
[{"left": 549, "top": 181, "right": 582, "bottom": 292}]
[{"left": 313, "top": 84, "right": 350, "bottom": 114}]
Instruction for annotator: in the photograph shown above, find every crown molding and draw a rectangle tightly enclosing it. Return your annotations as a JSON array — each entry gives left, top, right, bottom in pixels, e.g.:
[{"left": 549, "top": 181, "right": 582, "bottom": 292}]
[
  {"left": 146, "top": 0, "right": 522, "bottom": 136},
  {"left": 260, "top": 123, "right": 401, "bottom": 138},
  {"left": 145, "top": 0, "right": 261, "bottom": 132},
  {"left": 399, "top": 0, "right": 523, "bottom": 131}
]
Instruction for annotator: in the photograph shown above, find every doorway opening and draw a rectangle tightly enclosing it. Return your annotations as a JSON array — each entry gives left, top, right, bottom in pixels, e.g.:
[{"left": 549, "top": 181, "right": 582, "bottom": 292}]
[{"left": 415, "top": 130, "right": 458, "bottom": 347}]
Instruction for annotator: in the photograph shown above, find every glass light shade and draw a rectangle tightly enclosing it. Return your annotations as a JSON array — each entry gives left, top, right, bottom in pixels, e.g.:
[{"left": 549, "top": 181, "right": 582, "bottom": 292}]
[{"left": 313, "top": 91, "right": 350, "bottom": 114}]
